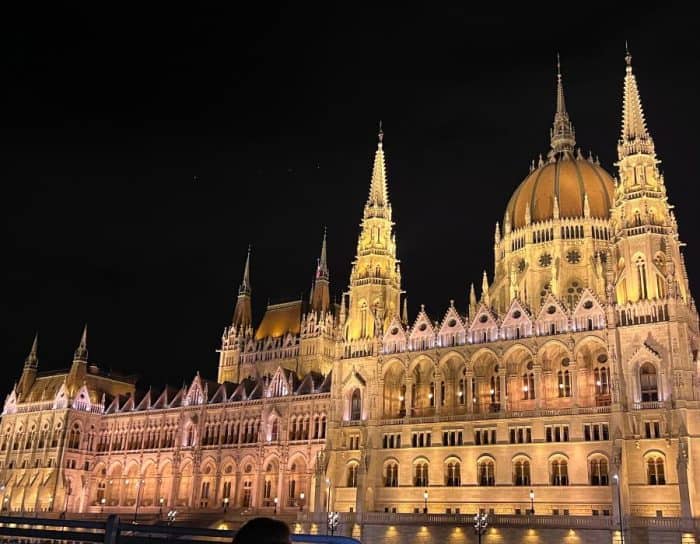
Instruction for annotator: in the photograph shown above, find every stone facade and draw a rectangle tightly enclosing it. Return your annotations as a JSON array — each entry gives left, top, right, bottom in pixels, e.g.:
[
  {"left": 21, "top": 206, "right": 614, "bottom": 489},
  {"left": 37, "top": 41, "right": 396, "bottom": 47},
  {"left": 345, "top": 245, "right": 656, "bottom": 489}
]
[{"left": 2, "top": 52, "right": 700, "bottom": 543}]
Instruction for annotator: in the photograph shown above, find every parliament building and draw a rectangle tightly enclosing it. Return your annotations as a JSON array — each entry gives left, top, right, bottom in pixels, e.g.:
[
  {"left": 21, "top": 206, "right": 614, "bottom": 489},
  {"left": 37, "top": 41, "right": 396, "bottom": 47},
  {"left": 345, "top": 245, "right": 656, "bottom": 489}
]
[{"left": 3, "top": 52, "right": 700, "bottom": 543}]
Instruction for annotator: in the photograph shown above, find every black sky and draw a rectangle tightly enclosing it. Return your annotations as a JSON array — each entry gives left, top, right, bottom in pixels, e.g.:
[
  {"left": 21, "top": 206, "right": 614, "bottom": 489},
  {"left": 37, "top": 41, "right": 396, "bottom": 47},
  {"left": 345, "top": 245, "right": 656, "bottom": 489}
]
[{"left": 4, "top": 6, "right": 700, "bottom": 395}]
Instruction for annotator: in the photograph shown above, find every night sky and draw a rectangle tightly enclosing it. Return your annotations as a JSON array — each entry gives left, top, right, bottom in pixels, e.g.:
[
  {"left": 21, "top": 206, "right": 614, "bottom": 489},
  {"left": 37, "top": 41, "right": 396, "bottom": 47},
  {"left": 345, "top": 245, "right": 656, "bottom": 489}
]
[{"left": 4, "top": 7, "right": 700, "bottom": 396}]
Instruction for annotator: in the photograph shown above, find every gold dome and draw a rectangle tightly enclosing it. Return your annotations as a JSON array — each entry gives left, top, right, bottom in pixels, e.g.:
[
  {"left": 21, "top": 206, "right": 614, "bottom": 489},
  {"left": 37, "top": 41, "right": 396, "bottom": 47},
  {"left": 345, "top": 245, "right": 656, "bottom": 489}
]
[{"left": 505, "top": 154, "right": 614, "bottom": 230}]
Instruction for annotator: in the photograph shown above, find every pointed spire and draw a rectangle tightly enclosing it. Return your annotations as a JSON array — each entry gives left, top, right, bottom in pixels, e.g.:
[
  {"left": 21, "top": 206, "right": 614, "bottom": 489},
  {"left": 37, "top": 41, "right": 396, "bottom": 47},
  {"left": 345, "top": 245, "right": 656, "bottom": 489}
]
[
  {"left": 494, "top": 222, "right": 501, "bottom": 244},
  {"left": 24, "top": 333, "right": 38, "bottom": 370},
  {"left": 583, "top": 192, "right": 591, "bottom": 218},
  {"left": 233, "top": 249, "right": 253, "bottom": 328},
  {"left": 367, "top": 122, "right": 390, "bottom": 210},
  {"left": 317, "top": 227, "right": 329, "bottom": 280},
  {"left": 402, "top": 297, "right": 409, "bottom": 325},
  {"left": 549, "top": 53, "right": 576, "bottom": 157},
  {"left": 311, "top": 228, "right": 331, "bottom": 313},
  {"left": 524, "top": 202, "right": 531, "bottom": 225},
  {"left": 481, "top": 271, "right": 490, "bottom": 306},
  {"left": 553, "top": 194, "right": 560, "bottom": 219},
  {"left": 618, "top": 44, "right": 655, "bottom": 158},
  {"left": 239, "top": 245, "right": 252, "bottom": 296},
  {"left": 74, "top": 324, "right": 88, "bottom": 362}
]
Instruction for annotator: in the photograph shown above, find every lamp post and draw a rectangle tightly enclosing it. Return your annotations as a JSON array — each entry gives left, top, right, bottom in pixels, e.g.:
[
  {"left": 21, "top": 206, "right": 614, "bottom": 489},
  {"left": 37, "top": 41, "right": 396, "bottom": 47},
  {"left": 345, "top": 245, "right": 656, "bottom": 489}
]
[
  {"left": 613, "top": 474, "right": 624, "bottom": 544},
  {"left": 132, "top": 478, "right": 144, "bottom": 524},
  {"left": 159, "top": 497, "right": 164, "bottom": 519},
  {"left": 273, "top": 496, "right": 278, "bottom": 515},
  {"left": 473, "top": 512, "right": 488, "bottom": 544},
  {"left": 223, "top": 496, "right": 229, "bottom": 513},
  {"left": 529, "top": 489, "right": 535, "bottom": 515},
  {"left": 299, "top": 492, "right": 305, "bottom": 512},
  {"left": 100, "top": 497, "right": 106, "bottom": 513},
  {"left": 423, "top": 489, "right": 428, "bottom": 514}
]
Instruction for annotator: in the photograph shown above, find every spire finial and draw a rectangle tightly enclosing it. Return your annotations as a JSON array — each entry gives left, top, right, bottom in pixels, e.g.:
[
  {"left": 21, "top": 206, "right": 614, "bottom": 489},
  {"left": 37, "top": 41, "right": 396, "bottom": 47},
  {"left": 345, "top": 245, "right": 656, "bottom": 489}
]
[
  {"left": 549, "top": 53, "right": 576, "bottom": 157},
  {"left": 557, "top": 52, "right": 561, "bottom": 79},
  {"left": 625, "top": 40, "right": 631, "bottom": 67},
  {"left": 74, "top": 324, "right": 88, "bottom": 362},
  {"left": 402, "top": 297, "right": 408, "bottom": 325},
  {"left": 378, "top": 120, "right": 384, "bottom": 144}
]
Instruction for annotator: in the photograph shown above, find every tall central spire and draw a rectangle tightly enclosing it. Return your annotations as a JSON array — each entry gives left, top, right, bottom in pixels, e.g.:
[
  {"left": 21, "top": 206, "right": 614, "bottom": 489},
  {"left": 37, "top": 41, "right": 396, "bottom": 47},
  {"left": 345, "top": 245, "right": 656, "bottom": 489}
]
[
  {"left": 366, "top": 122, "right": 390, "bottom": 214},
  {"left": 618, "top": 45, "right": 655, "bottom": 159},
  {"left": 346, "top": 126, "right": 401, "bottom": 341},
  {"left": 549, "top": 54, "right": 576, "bottom": 157}
]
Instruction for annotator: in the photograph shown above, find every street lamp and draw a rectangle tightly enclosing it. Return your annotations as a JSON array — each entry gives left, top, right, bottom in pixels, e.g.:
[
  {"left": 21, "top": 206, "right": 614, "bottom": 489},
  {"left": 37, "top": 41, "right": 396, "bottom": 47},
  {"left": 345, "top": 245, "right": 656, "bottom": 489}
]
[
  {"left": 529, "top": 489, "right": 535, "bottom": 515},
  {"left": 473, "top": 512, "right": 488, "bottom": 544},
  {"left": 299, "top": 492, "right": 305, "bottom": 512},
  {"left": 100, "top": 497, "right": 106, "bottom": 513},
  {"left": 159, "top": 497, "right": 165, "bottom": 519},
  {"left": 423, "top": 490, "right": 428, "bottom": 514},
  {"left": 613, "top": 474, "right": 624, "bottom": 544},
  {"left": 223, "top": 497, "right": 229, "bottom": 513},
  {"left": 273, "top": 496, "right": 278, "bottom": 515}
]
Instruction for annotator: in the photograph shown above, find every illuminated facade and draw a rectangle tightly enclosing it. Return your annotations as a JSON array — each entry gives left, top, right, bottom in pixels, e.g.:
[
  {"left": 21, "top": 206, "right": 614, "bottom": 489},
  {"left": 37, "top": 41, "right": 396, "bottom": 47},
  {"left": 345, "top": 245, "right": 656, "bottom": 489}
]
[{"left": 2, "top": 52, "right": 700, "bottom": 540}]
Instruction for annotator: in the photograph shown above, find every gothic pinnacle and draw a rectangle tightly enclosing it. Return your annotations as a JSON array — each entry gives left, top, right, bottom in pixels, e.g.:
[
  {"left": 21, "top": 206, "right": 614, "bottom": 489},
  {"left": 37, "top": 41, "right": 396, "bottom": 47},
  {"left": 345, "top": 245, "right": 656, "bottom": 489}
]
[
  {"left": 317, "top": 228, "right": 329, "bottom": 280},
  {"left": 618, "top": 44, "right": 655, "bottom": 159},
  {"left": 402, "top": 297, "right": 408, "bottom": 325},
  {"left": 239, "top": 246, "right": 252, "bottom": 296},
  {"left": 367, "top": 124, "right": 389, "bottom": 210},
  {"left": 74, "top": 324, "right": 88, "bottom": 362},
  {"left": 549, "top": 54, "right": 576, "bottom": 157},
  {"left": 24, "top": 333, "right": 38, "bottom": 369}
]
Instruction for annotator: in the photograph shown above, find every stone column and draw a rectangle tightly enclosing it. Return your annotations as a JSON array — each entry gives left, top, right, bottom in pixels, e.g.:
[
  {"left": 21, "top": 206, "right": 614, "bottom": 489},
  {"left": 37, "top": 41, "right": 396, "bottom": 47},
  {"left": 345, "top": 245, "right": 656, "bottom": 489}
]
[
  {"left": 677, "top": 438, "right": 693, "bottom": 519},
  {"left": 466, "top": 372, "right": 475, "bottom": 413},
  {"left": 404, "top": 377, "right": 414, "bottom": 418}
]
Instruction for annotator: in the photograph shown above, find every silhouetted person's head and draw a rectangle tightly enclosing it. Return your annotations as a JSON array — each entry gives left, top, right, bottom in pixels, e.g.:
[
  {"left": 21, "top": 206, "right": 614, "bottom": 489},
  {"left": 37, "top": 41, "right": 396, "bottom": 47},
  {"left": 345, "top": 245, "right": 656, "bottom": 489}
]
[{"left": 232, "top": 517, "right": 292, "bottom": 544}]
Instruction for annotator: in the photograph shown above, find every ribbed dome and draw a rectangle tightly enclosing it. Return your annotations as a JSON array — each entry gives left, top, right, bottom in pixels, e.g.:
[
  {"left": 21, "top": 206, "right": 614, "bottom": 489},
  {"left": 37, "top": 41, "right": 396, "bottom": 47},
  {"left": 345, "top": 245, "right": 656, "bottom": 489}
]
[{"left": 505, "top": 154, "right": 615, "bottom": 230}]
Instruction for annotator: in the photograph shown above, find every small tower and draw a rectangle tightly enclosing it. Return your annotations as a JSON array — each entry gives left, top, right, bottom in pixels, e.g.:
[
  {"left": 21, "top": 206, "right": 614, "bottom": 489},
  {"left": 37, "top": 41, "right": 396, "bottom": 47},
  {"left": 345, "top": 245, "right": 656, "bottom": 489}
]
[
  {"left": 548, "top": 54, "right": 576, "bottom": 158},
  {"left": 310, "top": 229, "right": 331, "bottom": 313},
  {"left": 232, "top": 247, "right": 253, "bottom": 329},
  {"left": 17, "top": 334, "right": 38, "bottom": 400}
]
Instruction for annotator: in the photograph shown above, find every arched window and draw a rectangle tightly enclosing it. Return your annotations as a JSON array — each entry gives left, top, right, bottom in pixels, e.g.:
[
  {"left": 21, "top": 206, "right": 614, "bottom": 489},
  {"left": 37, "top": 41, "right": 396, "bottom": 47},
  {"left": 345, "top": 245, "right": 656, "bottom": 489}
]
[
  {"left": 551, "top": 459, "right": 569, "bottom": 486},
  {"left": 522, "top": 372, "right": 535, "bottom": 400},
  {"left": 640, "top": 363, "right": 659, "bottom": 402},
  {"left": 264, "top": 479, "right": 272, "bottom": 499},
  {"left": 429, "top": 382, "right": 435, "bottom": 407},
  {"left": 594, "top": 365, "right": 610, "bottom": 396},
  {"left": 478, "top": 458, "right": 495, "bottom": 486},
  {"left": 350, "top": 389, "right": 362, "bottom": 421},
  {"left": 414, "top": 462, "right": 429, "bottom": 487},
  {"left": 270, "top": 419, "right": 279, "bottom": 442},
  {"left": 346, "top": 464, "right": 358, "bottom": 488},
  {"left": 320, "top": 416, "right": 327, "bottom": 439},
  {"left": 636, "top": 255, "right": 648, "bottom": 299},
  {"left": 513, "top": 459, "right": 530, "bottom": 486},
  {"left": 557, "top": 369, "right": 571, "bottom": 398},
  {"left": 458, "top": 376, "right": 466, "bottom": 405},
  {"left": 445, "top": 460, "right": 461, "bottom": 487},
  {"left": 634, "top": 209, "right": 642, "bottom": 226},
  {"left": 647, "top": 456, "right": 666, "bottom": 485},
  {"left": 384, "top": 462, "right": 399, "bottom": 487},
  {"left": 490, "top": 374, "right": 500, "bottom": 405},
  {"left": 590, "top": 457, "right": 609, "bottom": 486}
]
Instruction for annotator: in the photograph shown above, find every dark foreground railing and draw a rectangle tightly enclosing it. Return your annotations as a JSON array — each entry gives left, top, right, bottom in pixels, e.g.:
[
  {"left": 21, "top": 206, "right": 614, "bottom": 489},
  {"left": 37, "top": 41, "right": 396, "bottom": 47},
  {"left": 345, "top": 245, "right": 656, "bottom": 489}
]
[{"left": 0, "top": 515, "right": 361, "bottom": 544}]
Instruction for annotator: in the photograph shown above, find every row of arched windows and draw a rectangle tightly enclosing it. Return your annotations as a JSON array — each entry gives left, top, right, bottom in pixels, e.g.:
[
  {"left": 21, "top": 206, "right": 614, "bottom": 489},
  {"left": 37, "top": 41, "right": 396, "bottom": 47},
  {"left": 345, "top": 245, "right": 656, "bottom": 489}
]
[{"left": 343, "top": 456, "right": 646, "bottom": 488}]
